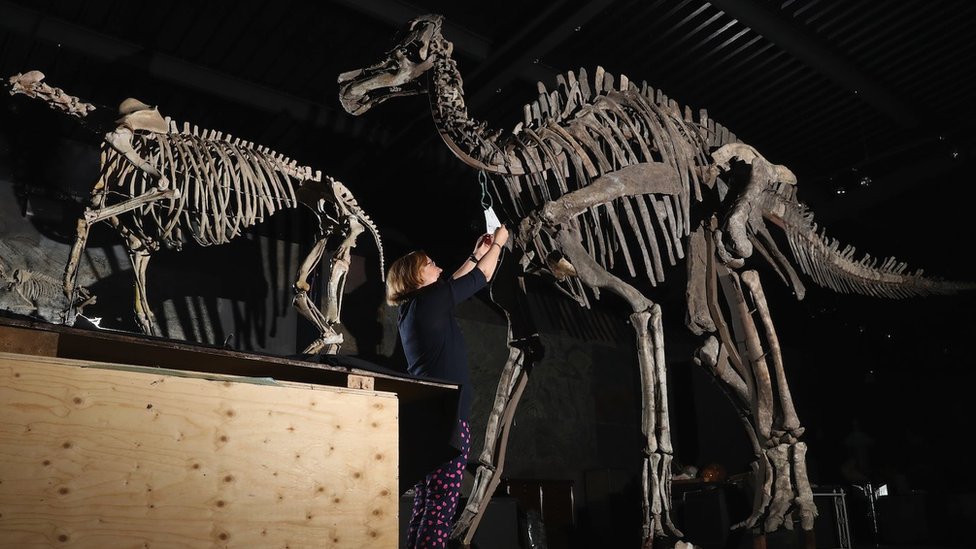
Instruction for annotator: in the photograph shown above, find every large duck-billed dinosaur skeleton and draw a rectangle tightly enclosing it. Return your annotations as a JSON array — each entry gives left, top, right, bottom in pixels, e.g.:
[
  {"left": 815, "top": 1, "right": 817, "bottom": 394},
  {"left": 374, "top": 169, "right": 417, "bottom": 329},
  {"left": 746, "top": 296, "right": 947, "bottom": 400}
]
[
  {"left": 6, "top": 70, "right": 383, "bottom": 355},
  {"left": 339, "top": 14, "right": 974, "bottom": 548}
]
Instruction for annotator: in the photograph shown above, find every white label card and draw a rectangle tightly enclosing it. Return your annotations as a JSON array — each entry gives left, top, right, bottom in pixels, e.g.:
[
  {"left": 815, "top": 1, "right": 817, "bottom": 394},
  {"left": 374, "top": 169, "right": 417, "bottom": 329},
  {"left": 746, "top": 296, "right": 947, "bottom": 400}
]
[{"left": 484, "top": 206, "right": 501, "bottom": 233}]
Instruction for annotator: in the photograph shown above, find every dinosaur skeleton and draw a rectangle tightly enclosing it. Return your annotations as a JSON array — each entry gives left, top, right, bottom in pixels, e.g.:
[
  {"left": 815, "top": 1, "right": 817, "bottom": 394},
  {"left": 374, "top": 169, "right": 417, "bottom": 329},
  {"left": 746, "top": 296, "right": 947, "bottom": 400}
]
[
  {"left": 0, "top": 261, "right": 93, "bottom": 319},
  {"left": 338, "top": 14, "right": 973, "bottom": 548},
  {"left": 7, "top": 70, "right": 384, "bottom": 355}
]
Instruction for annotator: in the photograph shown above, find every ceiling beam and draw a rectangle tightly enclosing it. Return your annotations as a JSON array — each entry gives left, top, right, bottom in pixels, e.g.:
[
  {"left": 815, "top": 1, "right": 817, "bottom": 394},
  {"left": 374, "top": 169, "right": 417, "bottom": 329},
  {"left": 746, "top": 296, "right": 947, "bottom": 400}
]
[
  {"left": 465, "top": 0, "right": 617, "bottom": 108},
  {"left": 708, "top": 0, "right": 918, "bottom": 127}
]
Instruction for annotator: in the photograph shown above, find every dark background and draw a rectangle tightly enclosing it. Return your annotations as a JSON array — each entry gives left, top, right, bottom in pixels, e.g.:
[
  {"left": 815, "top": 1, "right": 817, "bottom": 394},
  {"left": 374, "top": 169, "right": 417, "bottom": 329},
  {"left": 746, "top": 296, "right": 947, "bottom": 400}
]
[{"left": 2, "top": 1, "right": 975, "bottom": 546}]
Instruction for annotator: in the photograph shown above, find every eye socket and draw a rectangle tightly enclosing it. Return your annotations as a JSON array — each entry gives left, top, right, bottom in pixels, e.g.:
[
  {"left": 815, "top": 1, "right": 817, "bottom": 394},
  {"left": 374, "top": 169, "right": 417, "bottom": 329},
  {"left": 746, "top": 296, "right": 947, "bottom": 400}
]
[{"left": 390, "top": 23, "right": 414, "bottom": 51}]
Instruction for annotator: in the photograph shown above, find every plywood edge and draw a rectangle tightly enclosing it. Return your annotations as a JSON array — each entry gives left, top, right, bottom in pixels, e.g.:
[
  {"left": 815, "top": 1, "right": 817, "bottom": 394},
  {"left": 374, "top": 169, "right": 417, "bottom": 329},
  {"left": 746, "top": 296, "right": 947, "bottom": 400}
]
[
  {"left": 0, "top": 317, "right": 457, "bottom": 404},
  {"left": 0, "top": 351, "right": 396, "bottom": 399}
]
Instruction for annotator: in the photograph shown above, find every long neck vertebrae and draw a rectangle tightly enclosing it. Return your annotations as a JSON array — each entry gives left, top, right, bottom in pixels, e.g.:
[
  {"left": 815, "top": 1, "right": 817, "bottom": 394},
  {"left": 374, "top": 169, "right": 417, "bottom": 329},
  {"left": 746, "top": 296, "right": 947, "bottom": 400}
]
[{"left": 428, "top": 40, "right": 511, "bottom": 173}]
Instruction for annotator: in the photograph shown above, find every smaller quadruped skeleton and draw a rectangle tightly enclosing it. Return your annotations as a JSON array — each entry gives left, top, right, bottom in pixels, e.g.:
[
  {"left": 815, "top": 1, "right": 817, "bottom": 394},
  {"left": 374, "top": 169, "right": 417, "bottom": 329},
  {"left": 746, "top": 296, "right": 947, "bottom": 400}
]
[{"left": 6, "top": 70, "right": 383, "bottom": 355}]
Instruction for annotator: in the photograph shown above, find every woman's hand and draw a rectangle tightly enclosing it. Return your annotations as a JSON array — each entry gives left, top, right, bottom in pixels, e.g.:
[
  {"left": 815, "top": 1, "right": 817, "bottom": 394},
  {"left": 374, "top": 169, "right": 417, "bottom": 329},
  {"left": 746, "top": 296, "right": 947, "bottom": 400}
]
[
  {"left": 472, "top": 233, "right": 492, "bottom": 260},
  {"left": 475, "top": 225, "right": 508, "bottom": 282},
  {"left": 492, "top": 225, "right": 509, "bottom": 248}
]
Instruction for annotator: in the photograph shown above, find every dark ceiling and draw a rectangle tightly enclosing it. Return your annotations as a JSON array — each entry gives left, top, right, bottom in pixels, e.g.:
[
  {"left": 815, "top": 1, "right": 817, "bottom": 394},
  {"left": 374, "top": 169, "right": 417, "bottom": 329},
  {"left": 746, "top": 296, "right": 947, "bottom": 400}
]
[{"left": 1, "top": 0, "right": 974, "bottom": 304}]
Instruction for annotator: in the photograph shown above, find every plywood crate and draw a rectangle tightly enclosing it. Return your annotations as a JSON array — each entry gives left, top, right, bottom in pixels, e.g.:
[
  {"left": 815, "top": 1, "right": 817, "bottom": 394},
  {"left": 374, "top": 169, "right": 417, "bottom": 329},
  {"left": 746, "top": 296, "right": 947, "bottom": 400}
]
[{"left": 0, "top": 351, "right": 399, "bottom": 548}]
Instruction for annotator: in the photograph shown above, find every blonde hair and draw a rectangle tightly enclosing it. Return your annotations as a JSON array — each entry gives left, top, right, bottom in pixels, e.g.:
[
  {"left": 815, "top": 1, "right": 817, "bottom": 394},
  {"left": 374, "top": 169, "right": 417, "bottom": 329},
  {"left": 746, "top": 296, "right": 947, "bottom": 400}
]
[{"left": 385, "top": 251, "right": 428, "bottom": 306}]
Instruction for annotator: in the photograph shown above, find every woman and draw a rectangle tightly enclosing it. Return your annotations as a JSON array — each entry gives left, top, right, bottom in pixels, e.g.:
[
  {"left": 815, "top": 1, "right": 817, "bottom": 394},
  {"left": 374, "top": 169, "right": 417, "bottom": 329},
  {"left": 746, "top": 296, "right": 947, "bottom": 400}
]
[{"left": 385, "top": 224, "right": 509, "bottom": 549}]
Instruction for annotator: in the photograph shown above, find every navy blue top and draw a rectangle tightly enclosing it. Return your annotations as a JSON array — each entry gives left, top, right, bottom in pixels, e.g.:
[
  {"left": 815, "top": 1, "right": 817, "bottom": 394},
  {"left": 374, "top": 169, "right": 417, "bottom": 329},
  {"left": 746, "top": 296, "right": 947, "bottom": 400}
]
[{"left": 398, "top": 268, "right": 487, "bottom": 449}]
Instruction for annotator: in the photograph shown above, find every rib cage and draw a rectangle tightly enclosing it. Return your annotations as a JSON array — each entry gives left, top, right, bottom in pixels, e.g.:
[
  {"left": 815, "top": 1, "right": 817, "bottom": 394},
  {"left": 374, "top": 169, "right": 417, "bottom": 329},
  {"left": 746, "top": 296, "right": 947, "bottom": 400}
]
[
  {"left": 493, "top": 67, "right": 741, "bottom": 306},
  {"left": 100, "top": 121, "right": 305, "bottom": 248},
  {"left": 95, "top": 119, "right": 384, "bottom": 275},
  {"left": 506, "top": 68, "right": 968, "bottom": 304}
]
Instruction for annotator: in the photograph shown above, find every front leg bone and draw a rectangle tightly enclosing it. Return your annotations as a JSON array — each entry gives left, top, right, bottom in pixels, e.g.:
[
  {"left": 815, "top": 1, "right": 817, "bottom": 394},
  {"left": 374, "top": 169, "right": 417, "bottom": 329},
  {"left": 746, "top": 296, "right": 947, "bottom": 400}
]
[
  {"left": 83, "top": 187, "right": 180, "bottom": 225},
  {"left": 554, "top": 226, "right": 681, "bottom": 544},
  {"left": 453, "top": 345, "right": 531, "bottom": 546},
  {"left": 293, "top": 237, "right": 343, "bottom": 355}
]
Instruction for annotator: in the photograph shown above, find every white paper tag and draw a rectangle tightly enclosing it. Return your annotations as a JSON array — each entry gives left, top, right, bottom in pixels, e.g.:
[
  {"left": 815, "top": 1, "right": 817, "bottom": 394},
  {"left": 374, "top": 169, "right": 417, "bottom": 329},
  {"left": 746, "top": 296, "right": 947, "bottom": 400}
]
[{"left": 484, "top": 205, "right": 501, "bottom": 233}]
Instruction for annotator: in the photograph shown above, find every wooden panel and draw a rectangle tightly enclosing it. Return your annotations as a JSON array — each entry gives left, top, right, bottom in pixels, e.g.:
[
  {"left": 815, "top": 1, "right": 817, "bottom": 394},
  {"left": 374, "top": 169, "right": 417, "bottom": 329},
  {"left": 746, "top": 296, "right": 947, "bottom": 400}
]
[
  {"left": 0, "top": 352, "right": 398, "bottom": 548},
  {"left": 0, "top": 324, "right": 58, "bottom": 357}
]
